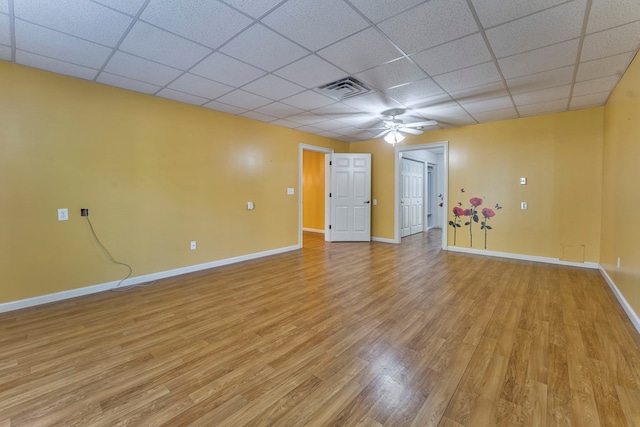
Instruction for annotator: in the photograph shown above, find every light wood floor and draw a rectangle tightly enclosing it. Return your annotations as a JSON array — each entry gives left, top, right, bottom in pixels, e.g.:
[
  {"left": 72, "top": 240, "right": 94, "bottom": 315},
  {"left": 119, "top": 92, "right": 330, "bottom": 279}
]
[{"left": 1, "top": 231, "right": 640, "bottom": 426}]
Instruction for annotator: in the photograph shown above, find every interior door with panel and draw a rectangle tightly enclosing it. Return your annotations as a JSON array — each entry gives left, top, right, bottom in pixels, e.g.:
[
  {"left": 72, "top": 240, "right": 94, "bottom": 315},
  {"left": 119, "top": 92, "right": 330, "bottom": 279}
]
[{"left": 330, "top": 153, "right": 371, "bottom": 242}]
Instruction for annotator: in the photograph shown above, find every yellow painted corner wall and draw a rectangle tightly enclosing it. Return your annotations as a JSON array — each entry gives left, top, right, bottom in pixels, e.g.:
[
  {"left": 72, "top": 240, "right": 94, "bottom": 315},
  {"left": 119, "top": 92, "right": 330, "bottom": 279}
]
[
  {"left": 601, "top": 52, "right": 640, "bottom": 316},
  {"left": 0, "top": 62, "right": 348, "bottom": 304},
  {"left": 351, "top": 108, "right": 603, "bottom": 262},
  {"left": 302, "top": 150, "right": 325, "bottom": 230}
]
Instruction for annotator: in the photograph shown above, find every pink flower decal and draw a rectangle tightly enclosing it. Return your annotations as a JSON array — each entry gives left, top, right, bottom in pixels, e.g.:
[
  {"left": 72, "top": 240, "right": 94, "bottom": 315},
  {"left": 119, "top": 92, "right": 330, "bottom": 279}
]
[
  {"left": 481, "top": 208, "right": 495, "bottom": 218},
  {"left": 453, "top": 207, "right": 464, "bottom": 217},
  {"left": 463, "top": 209, "right": 473, "bottom": 216},
  {"left": 470, "top": 197, "right": 483, "bottom": 207}
]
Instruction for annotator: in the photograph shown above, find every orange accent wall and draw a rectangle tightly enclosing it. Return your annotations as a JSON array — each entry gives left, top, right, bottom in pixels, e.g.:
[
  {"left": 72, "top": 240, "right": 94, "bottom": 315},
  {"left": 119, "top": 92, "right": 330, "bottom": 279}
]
[{"left": 302, "top": 150, "right": 325, "bottom": 231}]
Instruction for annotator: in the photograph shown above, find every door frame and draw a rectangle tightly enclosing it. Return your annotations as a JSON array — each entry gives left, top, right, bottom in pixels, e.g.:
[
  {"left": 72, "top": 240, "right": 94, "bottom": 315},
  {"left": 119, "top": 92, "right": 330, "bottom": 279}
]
[
  {"left": 298, "top": 143, "right": 333, "bottom": 248},
  {"left": 394, "top": 141, "right": 449, "bottom": 249}
]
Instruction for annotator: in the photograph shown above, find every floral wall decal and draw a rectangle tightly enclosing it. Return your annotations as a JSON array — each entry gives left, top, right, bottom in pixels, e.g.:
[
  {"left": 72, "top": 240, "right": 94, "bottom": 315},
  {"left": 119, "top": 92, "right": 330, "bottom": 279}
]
[{"left": 449, "top": 188, "right": 501, "bottom": 249}]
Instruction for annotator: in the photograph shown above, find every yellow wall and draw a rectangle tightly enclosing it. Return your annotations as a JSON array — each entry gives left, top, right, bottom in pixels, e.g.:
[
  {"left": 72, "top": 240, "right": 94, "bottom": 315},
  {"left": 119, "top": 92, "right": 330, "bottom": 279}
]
[
  {"left": 302, "top": 150, "right": 325, "bottom": 230},
  {"left": 0, "top": 62, "right": 347, "bottom": 304},
  {"left": 351, "top": 108, "right": 604, "bottom": 261},
  {"left": 601, "top": 53, "right": 640, "bottom": 315}
]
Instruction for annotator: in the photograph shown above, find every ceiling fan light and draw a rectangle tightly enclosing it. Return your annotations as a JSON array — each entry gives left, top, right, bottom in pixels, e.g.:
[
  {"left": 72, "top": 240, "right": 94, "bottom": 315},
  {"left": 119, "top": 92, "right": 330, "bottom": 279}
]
[{"left": 384, "top": 130, "right": 405, "bottom": 145}]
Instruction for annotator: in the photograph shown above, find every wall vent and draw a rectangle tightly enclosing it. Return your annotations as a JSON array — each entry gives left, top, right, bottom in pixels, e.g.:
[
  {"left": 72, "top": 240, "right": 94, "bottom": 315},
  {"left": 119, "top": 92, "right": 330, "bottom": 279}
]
[{"left": 316, "top": 77, "right": 371, "bottom": 100}]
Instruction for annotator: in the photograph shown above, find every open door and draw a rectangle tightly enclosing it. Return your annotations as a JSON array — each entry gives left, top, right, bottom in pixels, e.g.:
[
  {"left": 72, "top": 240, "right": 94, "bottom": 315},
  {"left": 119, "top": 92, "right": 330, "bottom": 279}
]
[{"left": 329, "top": 153, "right": 371, "bottom": 242}]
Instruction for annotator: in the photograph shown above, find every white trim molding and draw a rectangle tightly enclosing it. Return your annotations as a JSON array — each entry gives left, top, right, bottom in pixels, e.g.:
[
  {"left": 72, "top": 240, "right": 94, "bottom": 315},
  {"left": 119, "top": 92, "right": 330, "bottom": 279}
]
[
  {"left": 447, "top": 246, "right": 599, "bottom": 269},
  {"left": 599, "top": 266, "right": 640, "bottom": 335},
  {"left": 0, "top": 245, "right": 300, "bottom": 314},
  {"left": 372, "top": 236, "right": 396, "bottom": 244}
]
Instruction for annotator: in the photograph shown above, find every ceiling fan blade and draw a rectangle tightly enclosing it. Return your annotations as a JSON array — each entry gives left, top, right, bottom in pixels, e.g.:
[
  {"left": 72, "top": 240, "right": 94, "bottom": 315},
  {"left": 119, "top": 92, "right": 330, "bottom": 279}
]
[
  {"left": 400, "top": 127, "right": 423, "bottom": 135},
  {"left": 404, "top": 120, "right": 438, "bottom": 128},
  {"left": 374, "top": 129, "right": 391, "bottom": 138}
]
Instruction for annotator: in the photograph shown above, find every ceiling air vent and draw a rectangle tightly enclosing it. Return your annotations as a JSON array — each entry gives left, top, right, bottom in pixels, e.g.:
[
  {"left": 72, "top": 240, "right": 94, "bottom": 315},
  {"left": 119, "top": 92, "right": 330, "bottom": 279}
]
[{"left": 316, "top": 77, "right": 371, "bottom": 100}]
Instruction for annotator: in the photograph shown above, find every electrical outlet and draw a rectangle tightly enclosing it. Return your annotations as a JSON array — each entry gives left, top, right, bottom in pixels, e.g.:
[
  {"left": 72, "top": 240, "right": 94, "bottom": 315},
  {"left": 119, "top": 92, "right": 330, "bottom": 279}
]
[
  {"left": 58, "top": 208, "right": 69, "bottom": 221},
  {"left": 520, "top": 177, "right": 527, "bottom": 185},
  {"left": 521, "top": 202, "right": 528, "bottom": 210},
  {"left": 287, "top": 188, "right": 295, "bottom": 195},
  {"left": 617, "top": 257, "right": 621, "bottom": 269},
  {"left": 190, "top": 241, "right": 197, "bottom": 250},
  {"left": 80, "top": 208, "right": 89, "bottom": 217}
]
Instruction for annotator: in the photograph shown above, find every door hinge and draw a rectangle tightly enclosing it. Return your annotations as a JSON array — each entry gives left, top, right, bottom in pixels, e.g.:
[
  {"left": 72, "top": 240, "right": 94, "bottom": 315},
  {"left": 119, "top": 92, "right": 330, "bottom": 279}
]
[
  {"left": 329, "top": 225, "right": 332, "bottom": 229},
  {"left": 329, "top": 161, "right": 332, "bottom": 166},
  {"left": 329, "top": 192, "right": 332, "bottom": 197}
]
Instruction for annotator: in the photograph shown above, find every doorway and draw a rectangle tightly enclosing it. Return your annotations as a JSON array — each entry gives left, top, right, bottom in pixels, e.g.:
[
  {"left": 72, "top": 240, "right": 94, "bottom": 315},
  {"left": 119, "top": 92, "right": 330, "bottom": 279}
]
[
  {"left": 299, "top": 144, "right": 332, "bottom": 248},
  {"left": 394, "top": 141, "right": 448, "bottom": 249}
]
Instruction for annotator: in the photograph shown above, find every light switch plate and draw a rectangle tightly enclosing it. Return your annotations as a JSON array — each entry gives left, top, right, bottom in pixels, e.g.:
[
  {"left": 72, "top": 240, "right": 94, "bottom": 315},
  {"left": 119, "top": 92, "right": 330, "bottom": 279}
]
[
  {"left": 58, "top": 208, "right": 69, "bottom": 221},
  {"left": 287, "top": 188, "right": 294, "bottom": 195},
  {"left": 521, "top": 202, "right": 528, "bottom": 210},
  {"left": 247, "top": 201, "right": 254, "bottom": 210},
  {"left": 520, "top": 177, "right": 527, "bottom": 185}
]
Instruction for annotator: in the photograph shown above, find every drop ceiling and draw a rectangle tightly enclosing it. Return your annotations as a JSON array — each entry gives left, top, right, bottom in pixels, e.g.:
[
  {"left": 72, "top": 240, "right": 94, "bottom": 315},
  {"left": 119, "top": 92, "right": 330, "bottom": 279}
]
[{"left": 1, "top": 0, "right": 639, "bottom": 142}]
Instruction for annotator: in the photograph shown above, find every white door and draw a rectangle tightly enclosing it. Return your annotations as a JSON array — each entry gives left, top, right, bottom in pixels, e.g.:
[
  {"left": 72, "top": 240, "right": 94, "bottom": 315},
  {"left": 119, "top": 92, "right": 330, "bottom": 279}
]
[
  {"left": 330, "top": 153, "right": 371, "bottom": 241},
  {"left": 401, "top": 158, "right": 424, "bottom": 237}
]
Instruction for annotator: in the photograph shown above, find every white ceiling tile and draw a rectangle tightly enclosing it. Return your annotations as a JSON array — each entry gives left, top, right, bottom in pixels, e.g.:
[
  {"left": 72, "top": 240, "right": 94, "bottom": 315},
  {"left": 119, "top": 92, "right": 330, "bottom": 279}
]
[
  {"left": 384, "top": 78, "right": 445, "bottom": 105},
  {"left": 287, "top": 114, "right": 329, "bottom": 125},
  {"left": 587, "top": 0, "right": 640, "bottom": 34},
  {"left": 280, "top": 90, "right": 335, "bottom": 110},
  {"left": 97, "top": 72, "right": 161, "bottom": 94},
  {"left": 254, "top": 102, "right": 305, "bottom": 117},
  {"left": 512, "top": 84, "right": 571, "bottom": 106},
  {"left": 0, "top": 1, "right": 7, "bottom": 13},
  {"left": 356, "top": 59, "right": 428, "bottom": 91},
  {"left": 348, "top": 0, "right": 425, "bottom": 23},
  {"left": 262, "top": 0, "right": 369, "bottom": 51},
  {"left": 506, "top": 66, "right": 574, "bottom": 94},
  {"left": 141, "top": 0, "right": 252, "bottom": 49},
  {"left": 460, "top": 95, "right": 513, "bottom": 114},
  {"left": 572, "top": 75, "right": 620, "bottom": 97},
  {"left": 168, "top": 73, "right": 234, "bottom": 99},
  {"left": 433, "top": 61, "right": 501, "bottom": 92},
  {"left": 518, "top": 99, "right": 568, "bottom": 116},
  {"left": 221, "top": 0, "right": 283, "bottom": 18},
  {"left": 220, "top": 24, "right": 308, "bottom": 72},
  {"left": 0, "top": 44, "right": 10, "bottom": 61},
  {"left": 104, "top": 51, "right": 182, "bottom": 86},
  {"left": 92, "top": 0, "right": 147, "bottom": 16},
  {"left": 274, "top": 55, "right": 347, "bottom": 89},
  {"left": 334, "top": 113, "right": 380, "bottom": 127},
  {"left": 499, "top": 39, "right": 579, "bottom": 79},
  {"left": 216, "top": 89, "right": 272, "bottom": 110},
  {"left": 312, "top": 103, "right": 363, "bottom": 116},
  {"left": 242, "top": 75, "right": 305, "bottom": 101},
  {"left": 487, "top": 1, "right": 586, "bottom": 58},
  {"left": 240, "top": 111, "right": 277, "bottom": 122},
  {"left": 157, "top": 88, "right": 208, "bottom": 105},
  {"left": 190, "top": 53, "right": 265, "bottom": 87},
  {"left": 412, "top": 103, "right": 472, "bottom": 120},
  {"left": 309, "top": 119, "right": 351, "bottom": 131},
  {"left": 15, "top": 19, "right": 112, "bottom": 68},
  {"left": 16, "top": 50, "right": 98, "bottom": 80},
  {"left": 411, "top": 33, "right": 492, "bottom": 77},
  {"left": 570, "top": 92, "right": 609, "bottom": 109},
  {"left": 472, "top": 107, "right": 519, "bottom": 123},
  {"left": 0, "top": 13, "right": 9, "bottom": 45},
  {"left": 378, "top": 0, "right": 478, "bottom": 55},
  {"left": 576, "top": 52, "right": 634, "bottom": 82},
  {"left": 202, "top": 100, "right": 248, "bottom": 115},
  {"left": 341, "top": 92, "right": 403, "bottom": 113},
  {"left": 316, "top": 130, "right": 342, "bottom": 138},
  {"left": 449, "top": 82, "right": 507, "bottom": 102},
  {"left": 14, "top": 0, "right": 132, "bottom": 46},
  {"left": 119, "top": 21, "right": 211, "bottom": 70},
  {"left": 470, "top": 0, "right": 566, "bottom": 28},
  {"left": 581, "top": 21, "right": 640, "bottom": 62},
  {"left": 271, "top": 118, "right": 303, "bottom": 129},
  {"left": 404, "top": 93, "right": 454, "bottom": 110},
  {"left": 317, "top": 27, "right": 403, "bottom": 75}
]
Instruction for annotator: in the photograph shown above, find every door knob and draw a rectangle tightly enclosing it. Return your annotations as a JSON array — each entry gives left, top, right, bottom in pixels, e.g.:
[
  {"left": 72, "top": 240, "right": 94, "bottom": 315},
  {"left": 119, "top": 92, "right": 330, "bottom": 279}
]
[{"left": 364, "top": 200, "right": 370, "bottom": 204}]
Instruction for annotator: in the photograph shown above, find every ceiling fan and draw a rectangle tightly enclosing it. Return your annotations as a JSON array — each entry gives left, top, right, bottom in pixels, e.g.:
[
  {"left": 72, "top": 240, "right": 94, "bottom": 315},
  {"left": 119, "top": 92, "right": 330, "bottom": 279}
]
[{"left": 373, "top": 109, "right": 438, "bottom": 144}]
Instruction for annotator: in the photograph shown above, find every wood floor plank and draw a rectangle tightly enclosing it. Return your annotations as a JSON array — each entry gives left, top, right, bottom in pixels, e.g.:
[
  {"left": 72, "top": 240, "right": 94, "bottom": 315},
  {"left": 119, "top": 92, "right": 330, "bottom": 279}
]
[{"left": 0, "top": 231, "right": 639, "bottom": 426}]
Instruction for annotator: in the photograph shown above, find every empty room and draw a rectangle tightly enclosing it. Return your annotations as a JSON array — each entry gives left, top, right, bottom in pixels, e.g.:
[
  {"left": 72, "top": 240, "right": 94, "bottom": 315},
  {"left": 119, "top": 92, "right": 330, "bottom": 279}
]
[{"left": 1, "top": 0, "right": 640, "bottom": 425}]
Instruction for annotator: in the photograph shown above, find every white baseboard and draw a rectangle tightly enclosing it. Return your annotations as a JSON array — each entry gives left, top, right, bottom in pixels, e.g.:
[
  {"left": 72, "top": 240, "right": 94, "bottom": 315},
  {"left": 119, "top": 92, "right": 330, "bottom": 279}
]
[
  {"left": 599, "top": 266, "right": 640, "bottom": 335},
  {"left": 0, "top": 244, "right": 300, "bottom": 314},
  {"left": 446, "top": 246, "right": 599, "bottom": 269},
  {"left": 302, "top": 228, "right": 325, "bottom": 234},
  {"left": 372, "top": 236, "right": 396, "bottom": 244}
]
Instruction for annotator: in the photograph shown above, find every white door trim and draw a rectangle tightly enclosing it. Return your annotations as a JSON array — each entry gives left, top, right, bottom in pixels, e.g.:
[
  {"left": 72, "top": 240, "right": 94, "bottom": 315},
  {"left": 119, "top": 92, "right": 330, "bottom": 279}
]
[
  {"left": 299, "top": 144, "right": 334, "bottom": 247},
  {"left": 394, "top": 141, "right": 449, "bottom": 249}
]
